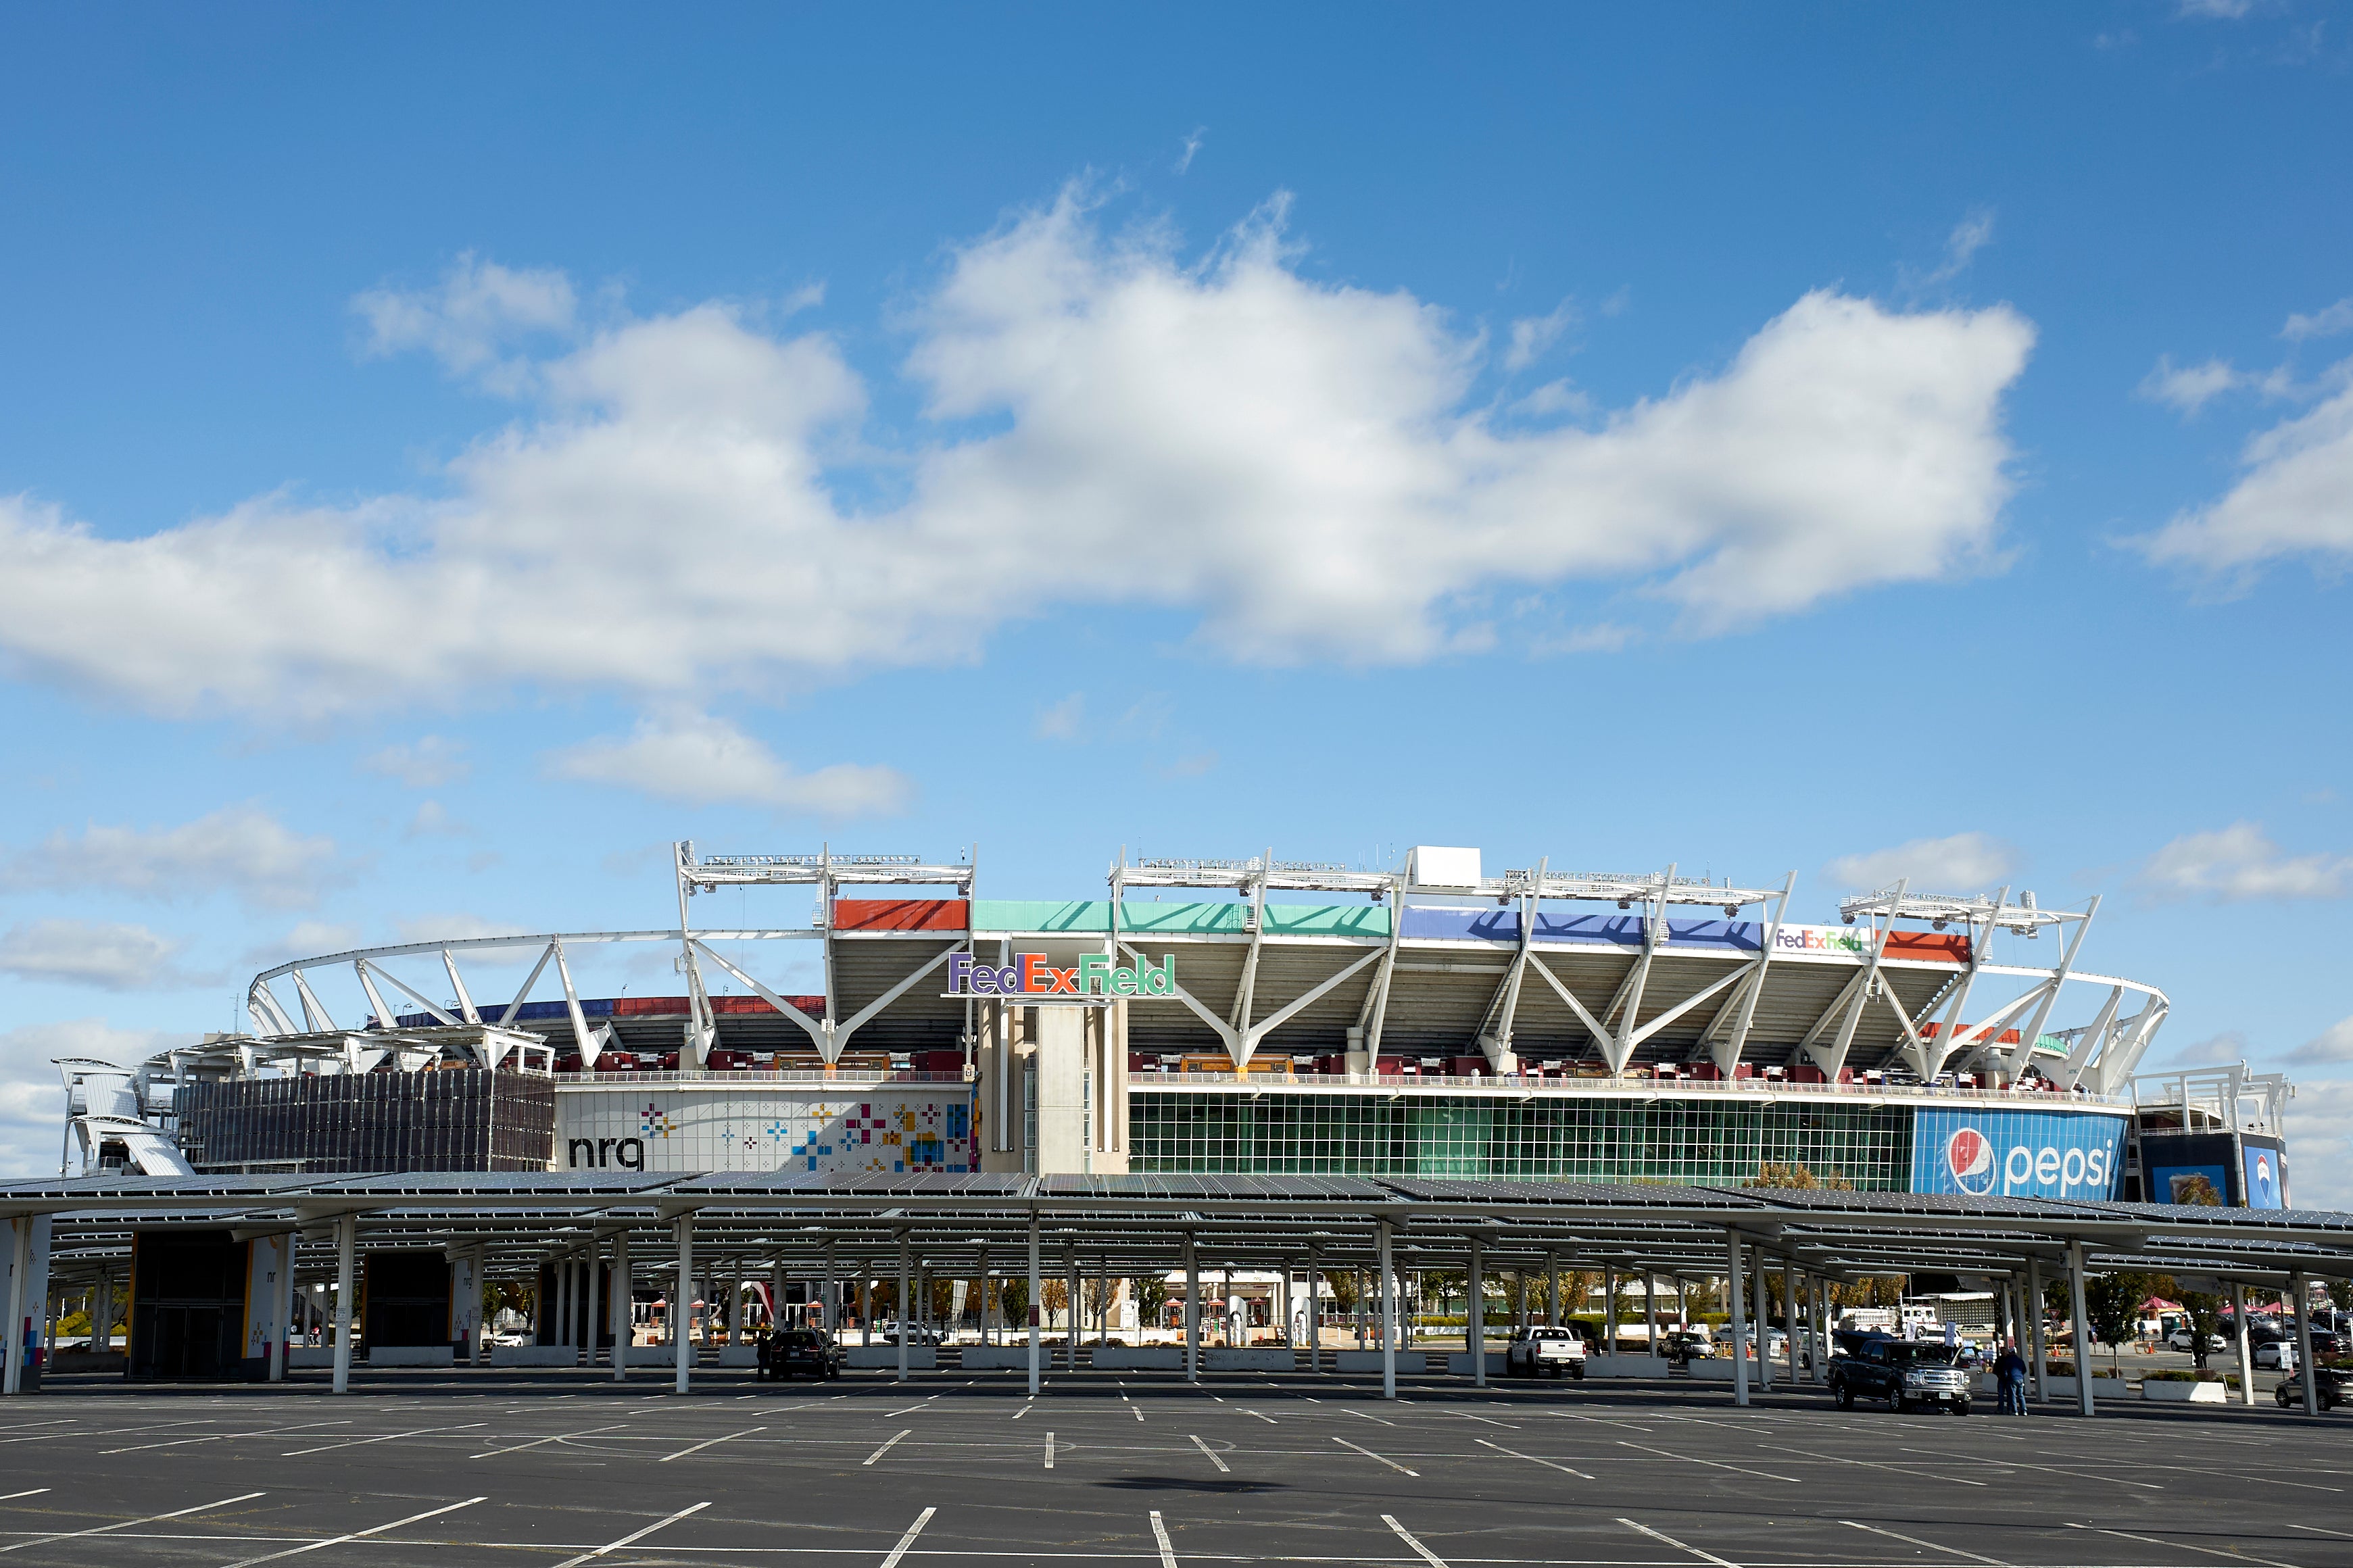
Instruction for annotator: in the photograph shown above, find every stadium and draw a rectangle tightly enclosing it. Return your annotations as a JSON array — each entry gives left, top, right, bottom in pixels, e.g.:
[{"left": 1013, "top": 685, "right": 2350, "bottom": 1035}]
[{"left": 62, "top": 841, "right": 2290, "bottom": 1207}]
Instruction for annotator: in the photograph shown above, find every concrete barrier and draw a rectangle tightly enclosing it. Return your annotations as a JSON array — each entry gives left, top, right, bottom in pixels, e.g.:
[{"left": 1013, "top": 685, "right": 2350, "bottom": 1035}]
[
  {"left": 1092, "top": 1346, "right": 1185, "bottom": 1371},
  {"left": 368, "top": 1346, "right": 454, "bottom": 1367},
  {"left": 846, "top": 1346, "right": 938, "bottom": 1370},
  {"left": 1682, "top": 1357, "right": 1762, "bottom": 1381},
  {"left": 47, "top": 1349, "right": 128, "bottom": 1374},
  {"left": 489, "top": 1346, "right": 577, "bottom": 1367},
  {"left": 1334, "top": 1350, "right": 1428, "bottom": 1374},
  {"left": 717, "top": 1346, "right": 760, "bottom": 1367},
  {"left": 1445, "top": 1351, "right": 1507, "bottom": 1376},
  {"left": 2043, "top": 1375, "right": 2130, "bottom": 1400},
  {"left": 626, "top": 1346, "right": 693, "bottom": 1366},
  {"left": 962, "top": 1346, "right": 1041, "bottom": 1370},
  {"left": 1586, "top": 1354, "right": 1670, "bottom": 1378},
  {"left": 2141, "top": 1379, "right": 2227, "bottom": 1402},
  {"left": 1205, "top": 1348, "right": 1292, "bottom": 1371}
]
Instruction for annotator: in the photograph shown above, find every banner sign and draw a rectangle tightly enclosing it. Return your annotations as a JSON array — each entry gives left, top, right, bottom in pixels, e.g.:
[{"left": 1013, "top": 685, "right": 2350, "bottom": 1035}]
[
  {"left": 2241, "top": 1139, "right": 2288, "bottom": 1209},
  {"left": 945, "top": 951, "right": 1175, "bottom": 1002},
  {"left": 1911, "top": 1107, "right": 2126, "bottom": 1200}
]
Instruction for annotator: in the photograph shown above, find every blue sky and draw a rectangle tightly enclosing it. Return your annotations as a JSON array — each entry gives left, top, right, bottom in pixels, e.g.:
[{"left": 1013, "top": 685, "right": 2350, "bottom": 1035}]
[{"left": 3, "top": 5, "right": 2350, "bottom": 1189}]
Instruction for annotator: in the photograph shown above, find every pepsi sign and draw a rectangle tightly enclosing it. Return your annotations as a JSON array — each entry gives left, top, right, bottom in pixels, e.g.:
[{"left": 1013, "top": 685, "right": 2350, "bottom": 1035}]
[{"left": 1911, "top": 1108, "right": 2126, "bottom": 1200}]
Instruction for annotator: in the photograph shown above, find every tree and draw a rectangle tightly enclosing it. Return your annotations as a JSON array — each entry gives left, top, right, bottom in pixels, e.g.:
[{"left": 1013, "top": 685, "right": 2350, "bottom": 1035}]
[
  {"left": 1133, "top": 1275, "right": 1168, "bottom": 1326},
  {"left": 1747, "top": 1162, "right": 1855, "bottom": 1191},
  {"left": 1328, "top": 1271, "right": 1359, "bottom": 1314},
  {"left": 2178, "top": 1285, "right": 2223, "bottom": 1372}
]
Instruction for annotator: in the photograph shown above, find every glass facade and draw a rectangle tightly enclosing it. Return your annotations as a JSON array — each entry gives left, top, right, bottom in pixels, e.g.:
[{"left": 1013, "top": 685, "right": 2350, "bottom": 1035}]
[{"left": 1131, "top": 1089, "right": 1914, "bottom": 1188}]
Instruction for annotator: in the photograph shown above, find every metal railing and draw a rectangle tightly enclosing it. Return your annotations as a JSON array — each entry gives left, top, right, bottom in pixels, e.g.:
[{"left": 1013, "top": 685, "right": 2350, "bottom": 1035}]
[
  {"left": 1129, "top": 1070, "right": 2127, "bottom": 1106},
  {"left": 560, "top": 1069, "right": 967, "bottom": 1087}
]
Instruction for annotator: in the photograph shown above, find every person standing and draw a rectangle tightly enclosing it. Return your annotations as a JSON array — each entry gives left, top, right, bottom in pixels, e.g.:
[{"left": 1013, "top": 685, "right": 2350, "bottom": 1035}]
[{"left": 1994, "top": 1339, "right": 2028, "bottom": 1415}]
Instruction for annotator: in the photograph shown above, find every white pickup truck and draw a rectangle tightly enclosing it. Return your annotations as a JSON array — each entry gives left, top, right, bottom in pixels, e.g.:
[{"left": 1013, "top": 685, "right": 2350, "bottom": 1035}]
[{"left": 1504, "top": 1325, "right": 1588, "bottom": 1379}]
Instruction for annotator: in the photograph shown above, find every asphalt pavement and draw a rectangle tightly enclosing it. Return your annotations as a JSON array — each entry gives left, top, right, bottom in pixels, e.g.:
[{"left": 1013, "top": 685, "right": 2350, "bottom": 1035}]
[{"left": 0, "top": 1363, "right": 2345, "bottom": 1567}]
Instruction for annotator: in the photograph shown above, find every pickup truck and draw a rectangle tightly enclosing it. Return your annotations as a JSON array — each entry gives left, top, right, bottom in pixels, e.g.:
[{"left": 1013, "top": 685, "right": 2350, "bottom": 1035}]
[
  {"left": 1828, "top": 1338, "right": 1972, "bottom": 1414},
  {"left": 1504, "top": 1325, "right": 1588, "bottom": 1379}
]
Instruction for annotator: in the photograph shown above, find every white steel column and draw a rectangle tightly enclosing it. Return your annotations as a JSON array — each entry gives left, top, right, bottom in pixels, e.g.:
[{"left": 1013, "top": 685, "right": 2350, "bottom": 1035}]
[
  {"left": 612, "top": 1229, "right": 632, "bottom": 1381},
  {"left": 673, "top": 1214, "right": 694, "bottom": 1394},
  {"left": 1305, "top": 1251, "right": 1321, "bottom": 1373},
  {"left": 1726, "top": 1233, "right": 1749, "bottom": 1407},
  {"left": 1645, "top": 1273, "right": 1657, "bottom": 1356},
  {"left": 1753, "top": 1250, "right": 1772, "bottom": 1391},
  {"left": 333, "top": 1212, "right": 357, "bottom": 1395},
  {"left": 584, "top": 1235, "right": 604, "bottom": 1370},
  {"left": 2230, "top": 1282, "right": 2254, "bottom": 1406},
  {"left": 1547, "top": 1252, "right": 1561, "bottom": 1328},
  {"left": 2294, "top": 1276, "right": 2319, "bottom": 1416},
  {"left": 823, "top": 1242, "right": 837, "bottom": 1338},
  {"left": 1184, "top": 1236, "right": 1200, "bottom": 1383},
  {"left": 1467, "top": 1238, "right": 1485, "bottom": 1386},
  {"left": 1066, "top": 1251, "right": 1081, "bottom": 1371},
  {"left": 2066, "top": 1241, "right": 2094, "bottom": 1417},
  {"left": 1603, "top": 1266, "right": 1617, "bottom": 1355},
  {"left": 2, "top": 1218, "right": 28, "bottom": 1396},
  {"left": 2026, "top": 1257, "right": 2047, "bottom": 1404},
  {"left": 1026, "top": 1211, "right": 1042, "bottom": 1397},
  {"left": 266, "top": 1235, "right": 289, "bottom": 1382},
  {"left": 1378, "top": 1221, "right": 1398, "bottom": 1401},
  {"left": 897, "top": 1240, "right": 911, "bottom": 1383},
  {"left": 1780, "top": 1262, "right": 1797, "bottom": 1386}
]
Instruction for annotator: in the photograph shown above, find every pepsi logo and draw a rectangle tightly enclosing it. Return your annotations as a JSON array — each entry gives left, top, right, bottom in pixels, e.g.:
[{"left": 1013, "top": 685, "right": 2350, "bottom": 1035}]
[{"left": 1945, "top": 1126, "right": 1997, "bottom": 1194}]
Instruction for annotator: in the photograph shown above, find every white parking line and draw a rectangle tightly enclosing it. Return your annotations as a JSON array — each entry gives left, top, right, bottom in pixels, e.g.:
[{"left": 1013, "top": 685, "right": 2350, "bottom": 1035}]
[
  {"left": 1334, "top": 1436, "right": 1417, "bottom": 1477},
  {"left": 1841, "top": 1518, "right": 2010, "bottom": 1565},
  {"left": 879, "top": 1506, "right": 935, "bottom": 1568},
  {"left": 281, "top": 1423, "right": 485, "bottom": 1456},
  {"left": 658, "top": 1425, "right": 765, "bottom": 1463},
  {"left": 1242, "top": 1409, "right": 1278, "bottom": 1423},
  {"left": 550, "top": 1500, "right": 709, "bottom": 1568},
  {"left": 2066, "top": 1521, "right": 2297, "bottom": 1568},
  {"left": 0, "top": 1490, "right": 267, "bottom": 1556},
  {"left": 1189, "top": 1434, "right": 1229, "bottom": 1473},
  {"left": 1044, "top": 1431, "right": 1056, "bottom": 1469},
  {"left": 0, "top": 1494, "right": 47, "bottom": 1504},
  {"left": 1472, "top": 1437, "right": 1592, "bottom": 1479},
  {"left": 1148, "top": 1510, "right": 1178, "bottom": 1568},
  {"left": 1779, "top": 1445, "right": 1984, "bottom": 1486},
  {"left": 470, "top": 1423, "right": 625, "bottom": 1459},
  {"left": 1617, "top": 1440, "right": 1798, "bottom": 1484},
  {"left": 1618, "top": 1515, "right": 1741, "bottom": 1568},
  {"left": 863, "top": 1429, "right": 913, "bottom": 1465},
  {"left": 1381, "top": 1515, "right": 1447, "bottom": 1567},
  {"left": 103, "top": 1422, "right": 348, "bottom": 1455},
  {"left": 217, "top": 1495, "right": 485, "bottom": 1568},
  {"left": 1345, "top": 1408, "right": 1397, "bottom": 1427}
]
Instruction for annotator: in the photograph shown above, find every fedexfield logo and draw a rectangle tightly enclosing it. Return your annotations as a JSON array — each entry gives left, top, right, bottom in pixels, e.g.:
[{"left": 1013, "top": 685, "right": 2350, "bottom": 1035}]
[
  {"left": 946, "top": 952, "right": 1175, "bottom": 1000},
  {"left": 1774, "top": 925, "right": 1872, "bottom": 957},
  {"left": 1945, "top": 1127, "right": 1997, "bottom": 1196}
]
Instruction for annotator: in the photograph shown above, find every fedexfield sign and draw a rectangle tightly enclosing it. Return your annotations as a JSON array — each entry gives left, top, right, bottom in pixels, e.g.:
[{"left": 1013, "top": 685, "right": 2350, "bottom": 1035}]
[{"left": 945, "top": 952, "right": 1175, "bottom": 1002}]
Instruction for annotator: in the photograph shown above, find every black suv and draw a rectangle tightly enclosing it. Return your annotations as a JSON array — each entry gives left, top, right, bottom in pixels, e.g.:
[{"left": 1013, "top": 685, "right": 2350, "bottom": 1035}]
[
  {"left": 1828, "top": 1338, "right": 1972, "bottom": 1414},
  {"left": 757, "top": 1327, "right": 844, "bottom": 1381}
]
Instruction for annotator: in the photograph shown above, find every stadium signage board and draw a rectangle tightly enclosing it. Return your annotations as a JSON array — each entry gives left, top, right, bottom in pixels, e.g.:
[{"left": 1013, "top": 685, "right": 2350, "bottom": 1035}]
[
  {"left": 1910, "top": 1107, "right": 2125, "bottom": 1200},
  {"left": 1771, "top": 924, "right": 1874, "bottom": 958},
  {"left": 945, "top": 951, "right": 1175, "bottom": 1004}
]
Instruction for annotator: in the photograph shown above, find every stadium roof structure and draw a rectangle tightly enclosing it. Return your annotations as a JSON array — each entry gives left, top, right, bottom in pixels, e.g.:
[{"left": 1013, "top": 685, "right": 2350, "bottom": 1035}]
[
  {"left": 217, "top": 842, "right": 2165, "bottom": 1092},
  {"left": 11, "top": 1172, "right": 2348, "bottom": 1292}
]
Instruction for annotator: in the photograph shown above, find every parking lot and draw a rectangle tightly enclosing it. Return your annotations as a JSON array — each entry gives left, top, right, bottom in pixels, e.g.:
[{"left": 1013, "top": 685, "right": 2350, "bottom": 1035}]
[{"left": 0, "top": 1365, "right": 2346, "bottom": 1568}]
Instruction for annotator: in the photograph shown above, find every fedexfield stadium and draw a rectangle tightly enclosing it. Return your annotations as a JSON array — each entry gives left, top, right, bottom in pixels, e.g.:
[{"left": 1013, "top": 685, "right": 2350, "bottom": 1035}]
[{"left": 60, "top": 841, "right": 2293, "bottom": 1210}]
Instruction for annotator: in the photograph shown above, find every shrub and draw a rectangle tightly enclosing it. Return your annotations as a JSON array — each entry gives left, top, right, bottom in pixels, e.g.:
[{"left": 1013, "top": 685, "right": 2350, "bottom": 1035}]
[{"left": 2143, "top": 1369, "right": 2222, "bottom": 1383}]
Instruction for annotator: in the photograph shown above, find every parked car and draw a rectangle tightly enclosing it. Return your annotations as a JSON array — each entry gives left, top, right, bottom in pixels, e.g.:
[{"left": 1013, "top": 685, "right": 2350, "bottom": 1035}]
[
  {"left": 1661, "top": 1330, "right": 1716, "bottom": 1365},
  {"left": 1505, "top": 1325, "right": 1587, "bottom": 1380},
  {"left": 2167, "top": 1329, "right": 2229, "bottom": 1354},
  {"left": 2275, "top": 1366, "right": 2346, "bottom": 1411},
  {"left": 2308, "top": 1329, "right": 2346, "bottom": 1358},
  {"left": 756, "top": 1328, "right": 843, "bottom": 1381},
  {"left": 1828, "top": 1339, "right": 1972, "bottom": 1415},
  {"left": 2254, "top": 1339, "right": 2299, "bottom": 1371}
]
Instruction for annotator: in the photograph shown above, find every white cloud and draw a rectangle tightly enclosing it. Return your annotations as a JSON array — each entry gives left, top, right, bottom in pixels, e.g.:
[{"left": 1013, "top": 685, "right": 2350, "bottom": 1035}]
[
  {"left": 2288, "top": 1016, "right": 2353, "bottom": 1065},
  {"left": 2281, "top": 1078, "right": 2353, "bottom": 1210},
  {"left": 1174, "top": 127, "right": 1206, "bottom": 175},
  {"left": 245, "top": 920, "right": 362, "bottom": 966},
  {"left": 352, "top": 252, "right": 577, "bottom": 389},
  {"left": 545, "top": 711, "right": 913, "bottom": 818},
  {"left": 393, "top": 912, "right": 532, "bottom": 944},
  {"left": 2140, "top": 821, "right": 2353, "bottom": 902},
  {"left": 362, "top": 735, "right": 470, "bottom": 787},
  {"left": 2161, "top": 1029, "right": 2250, "bottom": 1067},
  {"left": 1822, "top": 831, "right": 2020, "bottom": 892},
  {"left": 0, "top": 1019, "right": 196, "bottom": 1177},
  {"left": 1033, "top": 693, "right": 1084, "bottom": 741},
  {"left": 404, "top": 800, "right": 468, "bottom": 839},
  {"left": 2177, "top": 0, "right": 2252, "bottom": 17},
  {"left": 1530, "top": 622, "right": 1634, "bottom": 655},
  {"left": 1903, "top": 208, "right": 1996, "bottom": 291},
  {"left": 2139, "top": 355, "right": 2250, "bottom": 416},
  {"left": 1512, "top": 379, "right": 1595, "bottom": 418},
  {"left": 0, "top": 191, "right": 2036, "bottom": 716},
  {"left": 1505, "top": 299, "right": 1579, "bottom": 371},
  {"left": 2283, "top": 297, "right": 2353, "bottom": 342},
  {"left": 0, "top": 918, "right": 210, "bottom": 991},
  {"left": 0, "top": 804, "right": 347, "bottom": 909},
  {"left": 2137, "top": 370, "right": 2353, "bottom": 577}
]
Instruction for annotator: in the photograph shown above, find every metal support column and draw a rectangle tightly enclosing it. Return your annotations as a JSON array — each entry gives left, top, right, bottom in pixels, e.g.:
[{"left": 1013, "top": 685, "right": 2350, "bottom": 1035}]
[
  {"left": 1753, "top": 1249, "right": 1772, "bottom": 1392},
  {"left": 1378, "top": 1221, "right": 1399, "bottom": 1401},
  {"left": 1780, "top": 1262, "right": 1797, "bottom": 1386},
  {"left": 3, "top": 1218, "right": 29, "bottom": 1396},
  {"left": 1603, "top": 1266, "right": 1617, "bottom": 1356},
  {"left": 1644, "top": 1272, "right": 1657, "bottom": 1356},
  {"left": 896, "top": 1240, "right": 911, "bottom": 1383},
  {"left": 2231, "top": 1282, "right": 2254, "bottom": 1407},
  {"left": 1306, "top": 1250, "right": 1321, "bottom": 1373},
  {"left": 612, "top": 1229, "right": 631, "bottom": 1381},
  {"left": 584, "top": 1234, "right": 604, "bottom": 1369},
  {"left": 673, "top": 1213, "right": 694, "bottom": 1394},
  {"left": 1467, "top": 1238, "right": 1485, "bottom": 1387},
  {"left": 1547, "top": 1252, "right": 1560, "bottom": 1328},
  {"left": 1184, "top": 1237, "right": 1200, "bottom": 1383},
  {"left": 2294, "top": 1275, "right": 2319, "bottom": 1416},
  {"left": 1026, "top": 1210, "right": 1042, "bottom": 1398},
  {"left": 2066, "top": 1240, "right": 2094, "bottom": 1417},
  {"left": 1726, "top": 1233, "right": 1749, "bottom": 1408},
  {"left": 333, "top": 1212, "right": 356, "bottom": 1395},
  {"left": 2026, "top": 1257, "right": 2047, "bottom": 1404}
]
